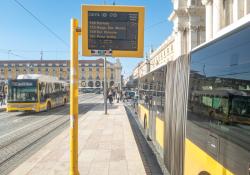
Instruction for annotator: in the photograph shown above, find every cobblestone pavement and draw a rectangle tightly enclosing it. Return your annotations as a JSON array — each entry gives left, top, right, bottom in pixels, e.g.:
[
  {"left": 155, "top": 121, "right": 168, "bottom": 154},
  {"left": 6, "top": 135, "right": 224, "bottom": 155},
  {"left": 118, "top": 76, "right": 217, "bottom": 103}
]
[{"left": 0, "top": 93, "right": 103, "bottom": 175}]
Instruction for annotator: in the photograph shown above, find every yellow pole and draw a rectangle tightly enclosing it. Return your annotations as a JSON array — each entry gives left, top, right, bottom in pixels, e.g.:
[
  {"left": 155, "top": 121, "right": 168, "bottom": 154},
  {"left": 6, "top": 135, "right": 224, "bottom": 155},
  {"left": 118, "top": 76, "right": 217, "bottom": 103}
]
[{"left": 70, "top": 18, "right": 80, "bottom": 175}]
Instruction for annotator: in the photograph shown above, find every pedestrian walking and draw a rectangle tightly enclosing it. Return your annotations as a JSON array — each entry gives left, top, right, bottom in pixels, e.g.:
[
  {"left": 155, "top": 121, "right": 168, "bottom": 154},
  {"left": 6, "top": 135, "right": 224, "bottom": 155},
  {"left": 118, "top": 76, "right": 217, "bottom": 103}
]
[
  {"left": 120, "top": 90, "right": 122, "bottom": 101},
  {"left": 2, "top": 93, "right": 6, "bottom": 105},
  {"left": 0, "top": 93, "right": 3, "bottom": 106},
  {"left": 108, "top": 90, "right": 113, "bottom": 105},
  {"left": 112, "top": 90, "right": 116, "bottom": 100},
  {"left": 122, "top": 91, "right": 126, "bottom": 102},
  {"left": 116, "top": 91, "right": 121, "bottom": 103}
]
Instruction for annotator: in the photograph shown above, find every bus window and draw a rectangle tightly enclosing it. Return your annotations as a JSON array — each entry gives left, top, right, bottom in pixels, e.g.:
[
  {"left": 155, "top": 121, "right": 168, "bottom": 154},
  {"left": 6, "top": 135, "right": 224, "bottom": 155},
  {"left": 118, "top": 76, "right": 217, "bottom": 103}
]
[
  {"left": 213, "top": 97, "right": 228, "bottom": 114},
  {"left": 39, "top": 83, "right": 46, "bottom": 102},
  {"left": 202, "top": 96, "right": 212, "bottom": 107},
  {"left": 8, "top": 80, "right": 37, "bottom": 102},
  {"left": 232, "top": 97, "right": 250, "bottom": 117}
]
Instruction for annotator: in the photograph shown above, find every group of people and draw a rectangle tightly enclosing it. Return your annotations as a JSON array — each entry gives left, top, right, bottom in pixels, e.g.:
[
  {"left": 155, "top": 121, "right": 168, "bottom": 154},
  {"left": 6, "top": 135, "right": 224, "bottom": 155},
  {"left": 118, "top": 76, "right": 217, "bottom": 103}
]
[
  {"left": 106, "top": 89, "right": 124, "bottom": 105},
  {"left": 106, "top": 89, "right": 132, "bottom": 105}
]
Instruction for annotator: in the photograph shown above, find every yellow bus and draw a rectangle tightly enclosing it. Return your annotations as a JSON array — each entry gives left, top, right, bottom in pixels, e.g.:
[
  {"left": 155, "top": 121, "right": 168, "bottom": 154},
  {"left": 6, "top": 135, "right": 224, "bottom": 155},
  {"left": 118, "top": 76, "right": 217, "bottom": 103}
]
[
  {"left": 7, "top": 74, "right": 69, "bottom": 112},
  {"left": 136, "top": 20, "right": 250, "bottom": 174}
]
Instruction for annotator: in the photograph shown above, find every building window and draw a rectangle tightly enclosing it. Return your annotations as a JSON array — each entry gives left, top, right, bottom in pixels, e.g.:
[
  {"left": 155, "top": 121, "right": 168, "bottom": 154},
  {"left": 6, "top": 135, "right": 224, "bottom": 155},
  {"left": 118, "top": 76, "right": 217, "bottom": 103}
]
[
  {"left": 223, "top": 0, "right": 233, "bottom": 26},
  {"left": 191, "top": 0, "right": 201, "bottom": 6},
  {"left": 95, "top": 81, "right": 101, "bottom": 87},
  {"left": 88, "top": 81, "right": 93, "bottom": 87},
  {"left": 197, "top": 26, "right": 201, "bottom": 45},
  {"left": 110, "top": 81, "right": 114, "bottom": 87}
]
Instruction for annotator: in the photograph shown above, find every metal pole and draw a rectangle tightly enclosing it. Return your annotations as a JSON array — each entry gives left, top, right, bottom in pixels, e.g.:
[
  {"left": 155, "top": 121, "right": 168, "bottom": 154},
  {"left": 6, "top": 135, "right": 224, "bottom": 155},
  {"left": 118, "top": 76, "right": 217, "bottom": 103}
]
[
  {"left": 104, "top": 57, "right": 107, "bottom": 114},
  {"left": 69, "top": 18, "right": 80, "bottom": 175},
  {"left": 138, "top": 66, "right": 140, "bottom": 96}
]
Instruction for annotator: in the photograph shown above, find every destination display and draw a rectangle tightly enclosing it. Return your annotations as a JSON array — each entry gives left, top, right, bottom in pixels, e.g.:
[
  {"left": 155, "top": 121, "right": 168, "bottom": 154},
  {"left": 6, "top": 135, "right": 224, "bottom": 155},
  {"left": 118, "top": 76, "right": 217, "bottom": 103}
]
[
  {"left": 82, "top": 5, "right": 144, "bottom": 57},
  {"left": 88, "top": 11, "right": 138, "bottom": 51},
  {"left": 11, "top": 81, "right": 36, "bottom": 87}
]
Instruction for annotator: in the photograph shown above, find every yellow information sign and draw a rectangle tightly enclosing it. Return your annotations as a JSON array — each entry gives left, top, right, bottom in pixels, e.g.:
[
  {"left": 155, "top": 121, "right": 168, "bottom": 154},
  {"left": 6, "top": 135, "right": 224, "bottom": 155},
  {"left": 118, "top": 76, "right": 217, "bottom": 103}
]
[{"left": 82, "top": 5, "right": 145, "bottom": 57}]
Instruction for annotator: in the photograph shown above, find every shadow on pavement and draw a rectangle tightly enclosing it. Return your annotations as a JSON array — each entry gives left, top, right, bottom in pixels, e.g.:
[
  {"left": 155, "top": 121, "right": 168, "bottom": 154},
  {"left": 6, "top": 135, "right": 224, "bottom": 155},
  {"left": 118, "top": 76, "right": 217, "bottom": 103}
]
[
  {"left": 13, "top": 103, "right": 101, "bottom": 117},
  {"left": 89, "top": 103, "right": 119, "bottom": 111}
]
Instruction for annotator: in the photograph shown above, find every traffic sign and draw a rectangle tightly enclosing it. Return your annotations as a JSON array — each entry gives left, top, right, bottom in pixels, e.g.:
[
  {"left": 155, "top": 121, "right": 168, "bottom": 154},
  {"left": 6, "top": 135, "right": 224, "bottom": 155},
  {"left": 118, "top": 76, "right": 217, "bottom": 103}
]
[{"left": 82, "top": 5, "right": 144, "bottom": 57}]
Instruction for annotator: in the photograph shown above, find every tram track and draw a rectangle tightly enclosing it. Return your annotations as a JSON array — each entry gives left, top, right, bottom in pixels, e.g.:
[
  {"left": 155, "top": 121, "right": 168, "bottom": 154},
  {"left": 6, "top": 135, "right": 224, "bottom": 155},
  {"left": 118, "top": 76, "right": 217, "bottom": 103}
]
[{"left": 0, "top": 94, "right": 102, "bottom": 175}]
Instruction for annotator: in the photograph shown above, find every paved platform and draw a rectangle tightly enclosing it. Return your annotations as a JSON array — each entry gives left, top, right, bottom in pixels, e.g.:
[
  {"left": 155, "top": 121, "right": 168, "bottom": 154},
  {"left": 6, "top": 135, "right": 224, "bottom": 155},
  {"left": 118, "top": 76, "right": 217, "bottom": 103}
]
[{"left": 9, "top": 103, "right": 146, "bottom": 175}]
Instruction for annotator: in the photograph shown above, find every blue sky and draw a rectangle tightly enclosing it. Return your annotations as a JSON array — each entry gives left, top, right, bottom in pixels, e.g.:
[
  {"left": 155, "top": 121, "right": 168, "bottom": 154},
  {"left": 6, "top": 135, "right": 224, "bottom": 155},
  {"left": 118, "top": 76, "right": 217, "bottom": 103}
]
[{"left": 0, "top": 0, "right": 173, "bottom": 77}]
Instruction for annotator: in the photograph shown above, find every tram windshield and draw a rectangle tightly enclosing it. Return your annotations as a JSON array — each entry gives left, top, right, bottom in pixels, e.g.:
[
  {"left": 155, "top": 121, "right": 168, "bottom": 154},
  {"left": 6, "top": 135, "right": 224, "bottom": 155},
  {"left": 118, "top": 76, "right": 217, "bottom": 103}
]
[{"left": 8, "top": 80, "right": 38, "bottom": 102}]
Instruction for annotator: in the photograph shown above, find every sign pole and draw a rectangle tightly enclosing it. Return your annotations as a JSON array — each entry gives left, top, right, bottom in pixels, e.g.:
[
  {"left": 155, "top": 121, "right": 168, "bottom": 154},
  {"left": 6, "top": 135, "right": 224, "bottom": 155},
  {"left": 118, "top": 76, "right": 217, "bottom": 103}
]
[
  {"left": 70, "top": 18, "right": 80, "bottom": 175},
  {"left": 104, "top": 56, "right": 107, "bottom": 114}
]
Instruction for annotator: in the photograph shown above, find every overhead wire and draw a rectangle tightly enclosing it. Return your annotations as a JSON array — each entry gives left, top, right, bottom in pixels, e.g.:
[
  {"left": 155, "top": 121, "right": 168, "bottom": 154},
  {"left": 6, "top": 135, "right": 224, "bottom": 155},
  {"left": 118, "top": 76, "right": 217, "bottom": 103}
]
[
  {"left": 9, "top": 1, "right": 169, "bottom": 58},
  {"left": 0, "top": 49, "right": 69, "bottom": 53},
  {"left": 0, "top": 50, "right": 69, "bottom": 60},
  {"left": 0, "top": 50, "right": 28, "bottom": 59},
  {"left": 13, "top": 0, "right": 69, "bottom": 48}
]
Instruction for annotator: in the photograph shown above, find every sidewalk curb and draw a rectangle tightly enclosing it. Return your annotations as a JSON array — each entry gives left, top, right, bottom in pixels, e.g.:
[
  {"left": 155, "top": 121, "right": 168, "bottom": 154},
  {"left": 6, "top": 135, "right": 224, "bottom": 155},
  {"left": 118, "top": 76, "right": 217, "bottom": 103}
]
[{"left": 125, "top": 104, "right": 170, "bottom": 175}]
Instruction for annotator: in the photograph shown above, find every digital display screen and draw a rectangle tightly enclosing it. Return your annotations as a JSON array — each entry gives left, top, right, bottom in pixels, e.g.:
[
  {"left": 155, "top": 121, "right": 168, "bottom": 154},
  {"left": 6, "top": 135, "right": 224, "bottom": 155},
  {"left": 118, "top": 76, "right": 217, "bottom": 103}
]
[
  {"left": 88, "top": 11, "right": 138, "bottom": 51},
  {"left": 10, "top": 80, "right": 36, "bottom": 87}
]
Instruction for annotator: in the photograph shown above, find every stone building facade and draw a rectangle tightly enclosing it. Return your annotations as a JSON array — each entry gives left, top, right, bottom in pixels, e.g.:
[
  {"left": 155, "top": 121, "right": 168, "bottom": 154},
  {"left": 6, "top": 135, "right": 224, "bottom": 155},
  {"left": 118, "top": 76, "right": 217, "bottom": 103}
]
[
  {"left": 132, "top": 0, "right": 205, "bottom": 78},
  {"left": 0, "top": 58, "right": 122, "bottom": 89},
  {"left": 202, "top": 0, "right": 250, "bottom": 41},
  {"left": 133, "top": 0, "right": 250, "bottom": 77}
]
